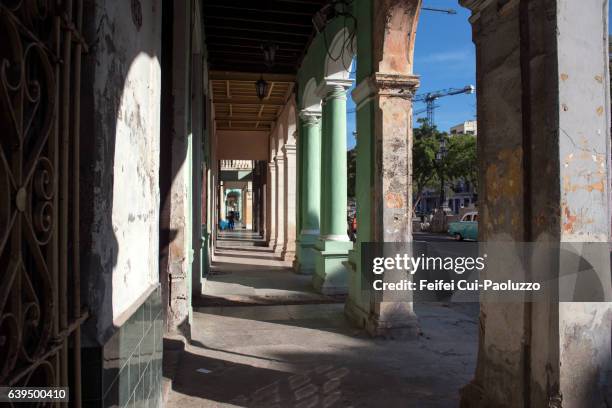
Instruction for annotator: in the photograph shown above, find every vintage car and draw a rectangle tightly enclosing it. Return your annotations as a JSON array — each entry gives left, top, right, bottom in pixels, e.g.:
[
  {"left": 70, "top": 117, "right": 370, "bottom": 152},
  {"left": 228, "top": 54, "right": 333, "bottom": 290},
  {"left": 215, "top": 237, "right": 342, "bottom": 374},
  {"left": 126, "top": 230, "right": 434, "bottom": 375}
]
[{"left": 448, "top": 211, "right": 478, "bottom": 241}]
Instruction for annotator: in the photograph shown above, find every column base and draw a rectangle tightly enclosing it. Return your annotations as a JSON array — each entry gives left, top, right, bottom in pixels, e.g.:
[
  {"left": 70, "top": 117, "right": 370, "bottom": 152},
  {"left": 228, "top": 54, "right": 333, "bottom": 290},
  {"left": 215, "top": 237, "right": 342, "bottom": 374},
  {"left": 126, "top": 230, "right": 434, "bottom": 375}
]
[
  {"left": 459, "top": 381, "right": 487, "bottom": 408},
  {"left": 281, "top": 248, "right": 296, "bottom": 263},
  {"left": 312, "top": 238, "right": 352, "bottom": 295},
  {"left": 345, "top": 297, "right": 420, "bottom": 339},
  {"left": 344, "top": 255, "right": 420, "bottom": 339},
  {"left": 294, "top": 232, "right": 319, "bottom": 274},
  {"left": 273, "top": 242, "right": 285, "bottom": 256},
  {"left": 268, "top": 238, "right": 276, "bottom": 249}
]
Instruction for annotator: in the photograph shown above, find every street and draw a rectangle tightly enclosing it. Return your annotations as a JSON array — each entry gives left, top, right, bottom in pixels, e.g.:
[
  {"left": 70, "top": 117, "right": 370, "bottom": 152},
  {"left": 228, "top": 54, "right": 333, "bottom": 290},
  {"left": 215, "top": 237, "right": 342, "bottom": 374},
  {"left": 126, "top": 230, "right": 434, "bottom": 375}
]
[{"left": 413, "top": 231, "right": 456, "bottom": 242}]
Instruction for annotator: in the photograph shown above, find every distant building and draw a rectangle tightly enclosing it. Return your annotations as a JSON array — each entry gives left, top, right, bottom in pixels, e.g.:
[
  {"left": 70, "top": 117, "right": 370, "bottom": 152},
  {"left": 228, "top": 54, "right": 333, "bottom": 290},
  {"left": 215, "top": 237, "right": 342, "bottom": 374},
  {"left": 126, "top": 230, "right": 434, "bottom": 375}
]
[
  {"left": 450, "top": 120, "right": 477, "bottom": 135},
  {"left": 415, "top": 179, "right": 477, "bottom": 216}
]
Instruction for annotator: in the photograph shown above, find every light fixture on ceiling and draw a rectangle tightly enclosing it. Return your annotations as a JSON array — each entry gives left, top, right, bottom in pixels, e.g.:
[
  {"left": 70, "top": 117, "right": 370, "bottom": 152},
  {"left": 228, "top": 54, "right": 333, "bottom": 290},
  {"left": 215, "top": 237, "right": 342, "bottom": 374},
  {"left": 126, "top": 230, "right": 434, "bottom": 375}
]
[
  {"left": 255, "top": 76, "right": 269, "bottom": 100},
  {"left": 256, "top": 43, "right": 277, "bottom": 100}
]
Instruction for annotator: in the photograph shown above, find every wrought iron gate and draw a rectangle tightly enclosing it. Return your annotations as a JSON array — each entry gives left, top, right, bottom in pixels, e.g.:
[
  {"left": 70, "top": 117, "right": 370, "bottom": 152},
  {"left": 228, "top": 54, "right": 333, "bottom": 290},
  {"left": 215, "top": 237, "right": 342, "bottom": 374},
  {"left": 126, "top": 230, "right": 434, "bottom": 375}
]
[{"left": 0, "top": 0, "right": 88, "bottom": 405}]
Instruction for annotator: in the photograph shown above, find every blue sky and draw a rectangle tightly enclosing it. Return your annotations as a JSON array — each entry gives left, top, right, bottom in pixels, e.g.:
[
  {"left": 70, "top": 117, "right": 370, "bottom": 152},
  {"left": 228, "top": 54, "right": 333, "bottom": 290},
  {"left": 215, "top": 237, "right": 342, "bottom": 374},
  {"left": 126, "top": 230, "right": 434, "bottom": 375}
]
[
  {"left": 413, "top": 2, "right": 476, "bottom": 131},
  {"left": 347, "top": 3, "right": 612, "bottom": 149},
  {"left": 347, "top": 1, "right": 476, "bottom": 149}
]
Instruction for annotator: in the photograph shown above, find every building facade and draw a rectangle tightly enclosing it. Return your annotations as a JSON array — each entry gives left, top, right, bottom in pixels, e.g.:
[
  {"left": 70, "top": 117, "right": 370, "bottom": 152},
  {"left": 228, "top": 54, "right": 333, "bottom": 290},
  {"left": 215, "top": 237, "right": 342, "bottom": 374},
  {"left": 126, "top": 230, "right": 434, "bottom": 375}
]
[{"left": 450, "top": 120, "right": 478, "bottom": 135}]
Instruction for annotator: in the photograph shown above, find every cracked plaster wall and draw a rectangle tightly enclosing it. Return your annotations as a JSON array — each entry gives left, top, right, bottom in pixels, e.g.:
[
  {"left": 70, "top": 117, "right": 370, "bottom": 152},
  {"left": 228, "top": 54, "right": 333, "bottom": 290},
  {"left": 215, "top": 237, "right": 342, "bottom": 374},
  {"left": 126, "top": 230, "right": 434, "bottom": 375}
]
[{"left": 81, "top": 0, "right": 161, "bottom": 343}]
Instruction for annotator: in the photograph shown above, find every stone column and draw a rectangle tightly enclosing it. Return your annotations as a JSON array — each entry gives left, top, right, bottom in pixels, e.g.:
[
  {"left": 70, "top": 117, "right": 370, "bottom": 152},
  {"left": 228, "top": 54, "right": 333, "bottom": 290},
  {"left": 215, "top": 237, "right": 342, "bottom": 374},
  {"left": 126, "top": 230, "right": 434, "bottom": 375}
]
[
  {"left": 266, "top": 162, "right": 276, "bottom": 246},
  {"left": 458, "top": 0, "right": 612, "bottom": 406},
  {"left": 261, "top": 179, "right": 267, "bottom": 239},
  {"left": 282, "top": 142, "right": 297, "bottom": 261},
  {"left": 273, "top": 153, "right": 286, "bottom": 255},
  {"left": 252, "top": 162, "right": 262, "bottom": 235},
  {"left": 162, "top": 0, "right": 194, "bottom": 337},
  {"left": 296, "top": 111, "right": 322, "bottom": 274},
  {"left": 218, "top": 183, "right": 224, "bottom": 225},
  {"left": 345, "top": 73, "right": 420, "bottom": 337},
  {"left": 313, "top": 80, "right": 353, "bottom": 294},
  {"left": 244, "top": 181, "right": 252, "bottom": 229},
  {"left": 342, "top": 0, "right": 423, "bottom": 337}
]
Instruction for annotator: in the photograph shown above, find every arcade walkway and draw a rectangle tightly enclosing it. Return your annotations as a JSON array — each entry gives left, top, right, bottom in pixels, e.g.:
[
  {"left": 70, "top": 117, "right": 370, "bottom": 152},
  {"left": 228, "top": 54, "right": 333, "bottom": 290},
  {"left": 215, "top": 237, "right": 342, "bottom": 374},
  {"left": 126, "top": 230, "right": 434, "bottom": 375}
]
[
  {"left": 199, "top": 230, "right": 337, "bottom": 306},
  {"left": 165, "top": 232, "right": 480, "bottom": 407}
]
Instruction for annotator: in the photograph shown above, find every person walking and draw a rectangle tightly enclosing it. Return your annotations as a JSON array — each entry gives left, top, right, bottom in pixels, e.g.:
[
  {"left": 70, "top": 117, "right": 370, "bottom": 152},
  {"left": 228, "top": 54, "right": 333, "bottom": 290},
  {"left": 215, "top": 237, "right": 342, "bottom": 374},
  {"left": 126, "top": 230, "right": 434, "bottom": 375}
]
[{"left": 227, "top": 211, "right": 235, "bottom": 230}]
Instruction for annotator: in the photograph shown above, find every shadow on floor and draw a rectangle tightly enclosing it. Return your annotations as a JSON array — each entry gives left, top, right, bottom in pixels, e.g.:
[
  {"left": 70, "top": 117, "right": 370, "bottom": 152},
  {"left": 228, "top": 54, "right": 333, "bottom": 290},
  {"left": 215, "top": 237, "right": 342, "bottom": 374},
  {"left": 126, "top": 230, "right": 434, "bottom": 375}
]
[
  {"left": 166, "top": 303, "right": 479, "bottom": 408},
  {"left": 208, "top": 261, "right": 292, "bottom": 275},
  {"left": 166, "top": 229, "right": 481, "bottom": 407},
  {"left": 216, "top": 245, "right": 276, "bottom": 253},
  {"left": 193, "top": 294, "right": 345, "bottom": 308},
  {"left": 214, "top": 252, "right": 283, "bottom": 261}
]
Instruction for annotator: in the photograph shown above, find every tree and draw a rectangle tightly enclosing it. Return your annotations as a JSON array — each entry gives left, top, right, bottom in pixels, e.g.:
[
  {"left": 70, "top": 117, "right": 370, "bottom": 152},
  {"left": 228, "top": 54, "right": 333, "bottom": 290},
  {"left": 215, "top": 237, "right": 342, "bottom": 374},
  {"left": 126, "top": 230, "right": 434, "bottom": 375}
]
[
  {"left": 412, "top": 119, "right": 478, "bottom": 210},
  {"left": 412, "top": 119, "right": 442, "bottom": 208},
  {"left": 446, "top": 133, "right": 477, "bottom": 191}
]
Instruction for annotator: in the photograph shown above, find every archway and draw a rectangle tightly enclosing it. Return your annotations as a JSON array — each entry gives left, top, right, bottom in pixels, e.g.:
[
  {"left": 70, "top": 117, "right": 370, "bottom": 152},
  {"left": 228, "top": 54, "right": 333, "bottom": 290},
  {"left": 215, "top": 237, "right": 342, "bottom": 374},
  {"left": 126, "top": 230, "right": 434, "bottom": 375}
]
[{"left": 308, "top": 25, "right": 358, "bottom": 294}]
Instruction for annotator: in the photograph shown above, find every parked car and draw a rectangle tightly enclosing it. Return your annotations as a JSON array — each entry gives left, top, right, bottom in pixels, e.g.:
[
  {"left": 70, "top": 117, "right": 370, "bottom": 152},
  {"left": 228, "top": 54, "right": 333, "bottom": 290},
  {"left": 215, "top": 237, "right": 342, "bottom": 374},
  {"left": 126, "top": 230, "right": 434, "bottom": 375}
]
[{"left": 448, "top": 211, "right": 478, "bottom": 241}]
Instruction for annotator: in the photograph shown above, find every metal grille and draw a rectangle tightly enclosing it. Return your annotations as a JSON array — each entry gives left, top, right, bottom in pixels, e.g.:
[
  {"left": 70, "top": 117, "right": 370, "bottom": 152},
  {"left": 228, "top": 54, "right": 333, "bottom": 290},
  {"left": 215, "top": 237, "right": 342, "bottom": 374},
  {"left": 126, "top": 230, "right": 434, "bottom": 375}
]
[{"left": 0, "top": 0, "right": 87, "bottom": 406}]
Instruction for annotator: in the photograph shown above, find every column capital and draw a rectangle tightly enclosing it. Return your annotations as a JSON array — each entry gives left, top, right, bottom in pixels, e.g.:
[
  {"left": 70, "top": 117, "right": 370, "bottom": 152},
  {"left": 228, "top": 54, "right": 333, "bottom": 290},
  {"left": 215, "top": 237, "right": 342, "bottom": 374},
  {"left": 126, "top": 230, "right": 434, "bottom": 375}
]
[
  {"left": 460, "top": 0, "right": 514, "bottom": 22},
  {"left": 459, "top": 0, "right": 491, "bottom": 11},
  {"left": 459, "top": 0, "right": 500, "bottom": 14},
  {"left": 315, "top": 78, "right": 354, "bottom": 101},
  {"left": 282, "top": 143, "right": 297, "bottom": 155},
  {"left": 268, "top": 161, "right": 276, "bottom": 170},
  {"left": 352, "top": 73, "right": 420, "bottom": 108},
  {"left": 299, "top": 109, "right": 322, "bottom": 126}
]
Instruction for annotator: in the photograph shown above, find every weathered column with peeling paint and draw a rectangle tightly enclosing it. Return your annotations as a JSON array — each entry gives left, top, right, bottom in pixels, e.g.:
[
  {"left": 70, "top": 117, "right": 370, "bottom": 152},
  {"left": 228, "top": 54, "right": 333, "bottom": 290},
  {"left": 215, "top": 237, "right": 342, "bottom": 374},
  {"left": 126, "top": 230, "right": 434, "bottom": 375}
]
[
  {"left": 344, "top": 0, "right": 422, "bottom": 337},
  {"left": 313, "top": 80, "right": 353, "bottom": 294},
  {"left": 163, "top": 0, "right": 194, "bottom": 337},
  {"left": 347, "top": 73, "right": 421, "bottom": 337},
  {"left": 459, "top": 0, "right": 612, "bottom": 406}
]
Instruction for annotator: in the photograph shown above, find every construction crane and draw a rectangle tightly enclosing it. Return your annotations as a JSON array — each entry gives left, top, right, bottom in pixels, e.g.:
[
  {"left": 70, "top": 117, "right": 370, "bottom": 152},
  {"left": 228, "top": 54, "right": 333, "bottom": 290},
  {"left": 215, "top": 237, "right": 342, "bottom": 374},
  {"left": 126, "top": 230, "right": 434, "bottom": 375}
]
[
  {"left": 422, "top": 6, "right": 457, "bottom": 14},
  {"left": 413, "top": 85, "right": 475, "bottom": 127}
]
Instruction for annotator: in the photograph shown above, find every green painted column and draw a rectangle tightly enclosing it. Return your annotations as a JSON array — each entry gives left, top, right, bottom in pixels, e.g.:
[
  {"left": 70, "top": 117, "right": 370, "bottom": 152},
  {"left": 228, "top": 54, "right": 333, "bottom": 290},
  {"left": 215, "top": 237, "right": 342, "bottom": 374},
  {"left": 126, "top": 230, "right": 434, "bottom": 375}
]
[
  {"left": 296, "top": 111, "right": 322, "bottom": 274},
  {"left": 321, "top": 85, "right": 349, "bottom": 238},
  {"left": 313, "top": 80, "right": 353, "bottom": 294}
]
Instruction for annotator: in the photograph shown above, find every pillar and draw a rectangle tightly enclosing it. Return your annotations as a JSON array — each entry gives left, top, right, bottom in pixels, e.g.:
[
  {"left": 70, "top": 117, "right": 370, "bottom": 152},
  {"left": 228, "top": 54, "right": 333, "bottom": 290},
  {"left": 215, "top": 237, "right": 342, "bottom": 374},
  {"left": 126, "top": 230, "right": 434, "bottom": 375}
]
[
  {"left": 344, "top": 0, "right": 421, "bottom": 337},
  {"left": 259, "top": 166, "right": 266, "bottom": 235},
  {"left": 253, "top": 170, "right": 260, "bottom": 233},
  {"left": 266, "top": 161, "right": 277, "bottom": 246},
  {"left": 260, "top": 180, "right": 270, "bottom": 239},
  {"left": 274, "top": 153, "right": 286, "bottom": 255},
  {"left": 244, "top": 181, "right": 253, "bottom": 229},
  {"left": 459, "top": 0, "right": 612, "bottom": 406},
  {"left": 191, "top": 53, "right": 204, "bottom": 298},
  {"left": 218, "top": 183, "right": 225, "bottom": 224},
  {"left": 162, "top": 0, "right": 194, "bottom": 336},
  {"left": 296, "top": 111, "right": 322, "bottom": 274},
  {"left": 282, "top": 142, "right": 297, "bottom": 261},
  {"left": 313, "top": 80, "right": 353, "bottom": 294}
]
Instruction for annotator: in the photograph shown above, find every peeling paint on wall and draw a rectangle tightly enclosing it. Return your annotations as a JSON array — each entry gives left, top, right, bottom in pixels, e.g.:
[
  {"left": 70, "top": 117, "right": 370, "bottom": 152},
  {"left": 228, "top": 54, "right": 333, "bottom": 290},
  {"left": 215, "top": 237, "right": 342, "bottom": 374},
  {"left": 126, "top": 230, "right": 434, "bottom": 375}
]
[{"left": 83, "top": 0, "right": 162, "bottom": 339}]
